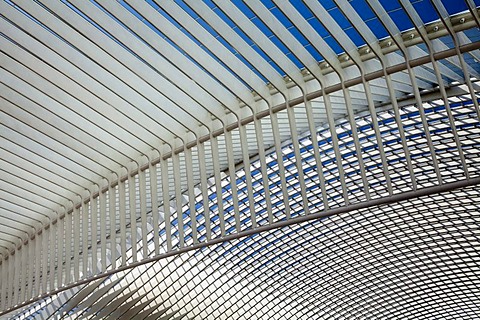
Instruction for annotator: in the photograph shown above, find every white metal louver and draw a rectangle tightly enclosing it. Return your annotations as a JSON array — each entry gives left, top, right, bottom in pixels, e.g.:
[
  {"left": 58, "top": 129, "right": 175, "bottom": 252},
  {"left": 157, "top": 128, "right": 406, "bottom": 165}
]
[{"left": 1, "top": 0, "right": 480, "bottom": 319}]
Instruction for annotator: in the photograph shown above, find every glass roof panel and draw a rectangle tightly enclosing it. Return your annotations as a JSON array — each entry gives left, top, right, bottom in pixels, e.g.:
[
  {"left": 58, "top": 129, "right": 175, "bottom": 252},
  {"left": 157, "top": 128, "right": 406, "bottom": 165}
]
[
  {"left": 112, "top": 0, "right": 479, "bottom": 80},
  {"left": 411, "top": 0, "right": 440, "bottom": 24},
  {"left": 349, "top": 0, "right": 390, "bottom": 39},
  {"left": 442, "top": 0, "right": 468, "bottom": 15},
  {"left": 388, "top": 6, "right": 415, "bottom": 31}
]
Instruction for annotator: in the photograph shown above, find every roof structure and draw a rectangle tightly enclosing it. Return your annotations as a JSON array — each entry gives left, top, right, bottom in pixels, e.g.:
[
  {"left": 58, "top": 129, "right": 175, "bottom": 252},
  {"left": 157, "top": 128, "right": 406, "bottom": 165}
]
[{"left": 1, "top": 0, "right": 480, "bottom": 319}]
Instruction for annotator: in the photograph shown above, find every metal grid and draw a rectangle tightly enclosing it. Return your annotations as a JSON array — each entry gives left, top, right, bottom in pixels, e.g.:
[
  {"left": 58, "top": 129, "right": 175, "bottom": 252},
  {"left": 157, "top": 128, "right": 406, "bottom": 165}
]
[
  {"left": 11, "top": 185, "right": 480, "bottom": 320},
  {"left": 1, "top": 0, "right": 480, "bottom": 317},
  {"left": 4, "top": 87, "right": 480, "bottom": 319}
]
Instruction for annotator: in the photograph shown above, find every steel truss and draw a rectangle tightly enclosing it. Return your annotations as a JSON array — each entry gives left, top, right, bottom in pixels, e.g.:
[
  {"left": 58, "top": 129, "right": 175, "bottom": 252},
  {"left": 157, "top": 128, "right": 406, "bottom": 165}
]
[{"left": 1, "top": 0, "right": 480, "bottom": 318}]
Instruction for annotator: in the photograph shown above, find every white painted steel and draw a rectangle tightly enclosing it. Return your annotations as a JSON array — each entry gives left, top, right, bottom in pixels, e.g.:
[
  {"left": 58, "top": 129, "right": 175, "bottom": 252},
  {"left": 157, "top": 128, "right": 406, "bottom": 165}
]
[{"left": 1, "top": 1, "right": 479, "bottom": 317}]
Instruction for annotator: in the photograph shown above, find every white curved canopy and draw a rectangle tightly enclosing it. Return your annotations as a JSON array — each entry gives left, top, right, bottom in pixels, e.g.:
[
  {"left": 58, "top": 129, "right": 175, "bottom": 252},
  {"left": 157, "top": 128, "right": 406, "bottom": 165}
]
[{"left": 1, "top": 0, "right": 480, "bottom": 318}]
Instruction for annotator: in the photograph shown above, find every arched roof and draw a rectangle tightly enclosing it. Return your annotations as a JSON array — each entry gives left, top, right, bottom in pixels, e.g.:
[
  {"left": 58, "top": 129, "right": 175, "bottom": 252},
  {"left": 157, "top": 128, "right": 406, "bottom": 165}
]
[{"left": 1, "top": 0, "right": 480, "bottom": 319}]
